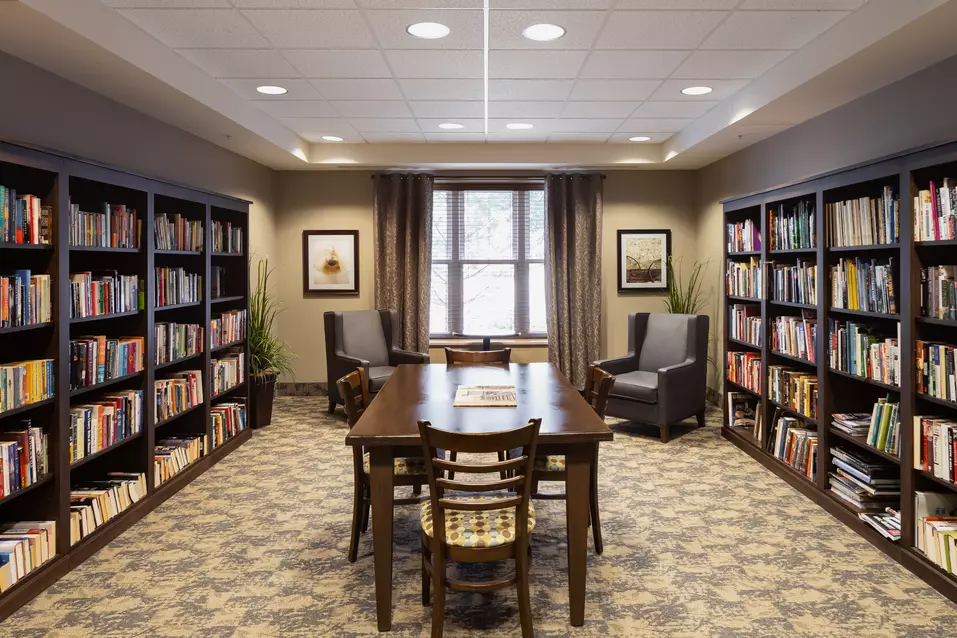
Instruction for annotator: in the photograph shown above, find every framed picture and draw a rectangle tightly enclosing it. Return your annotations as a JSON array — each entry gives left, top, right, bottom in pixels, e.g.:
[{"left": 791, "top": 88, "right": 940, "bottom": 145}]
[
  {"left": 617, "top": 229, "right": 671, "bottom": 292},
  {"left": 302, "top": 230, "right": 359, "bottom": 296}
]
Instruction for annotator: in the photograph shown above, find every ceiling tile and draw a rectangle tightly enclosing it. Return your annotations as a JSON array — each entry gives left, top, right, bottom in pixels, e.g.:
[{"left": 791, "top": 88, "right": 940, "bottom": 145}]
[
  {"left": 418, "top": 119, "right": 485, "bottom": 132},
  {"left": 671, "top": 50, "right": 792, "bottom": 79},
  {"left": 116, "top": 9, "right": 271, "bottom": 48},
  {"left": 278, "top": 117, "right": 359, "bottom": 138},
  {"left": 547, "top": 133, "right": 612, "bottom": 143},
  {"left": 488, "top": 101, "right": 564, "bottom": 119},
  {"left": 242, "top": 9, "right": 375, "bottom": 48},
  {"left": 366, "top": 10, "right": 483, "bottom": 49},
  {"left": 386, "top": 50, "right": 483, "bottom": 78},
  {"left": 219, "top": 78, "right": 322, "bottom": 99},
  {"left": 647, "top": 79, "right": 748, "bottom": 101},
  {"left": 359, "top": 132, "right": 426, "bottom": 142},
  {"left": 105, "top": 0, "right": 230, "bottom": 6},
  {"left": 232, "top": 1, "right": 356, "bottom": 7},
  {"left": 176, "top": 49, "right": 300, "bottom": 79},
  {"left": 551, "top": 118, "right": 622, "bottom": 132},
  {"left": 489, "top": 50, "right": 588, "bottom": 79},
  {"left": 596, "top": 11, "right": 727, "bottom": 50},
  {"left": 282, "top": 50, "right": 391, "bottom": 78},
  {"left": 579, "top": 51, "right": 689, "bottom": 79},
  {"left": 569, "top": 79, "right": 661, "bottom": 101},
  {"left": 631, "top": 101, "right": 717, "bottom": 118},
  {"left": 399, "top": 79, "right": 484, "bottom": 101},
  {"left": 489, "top": 11, "right": 605, "bottom": 50},
  {"left": 617, "top": 0, "right": 737, "bottom": 7},
  {"left": 608, "top": 132, "right": 670, "bottom": 142},
  {"left": 621, "top": 118, "right": 694, "bottom": 132},
  {"left": 488, "top": 80, "right": 574, "bottom": 101},
  {"left": 561, "top": 102, "right": 638, "bottom": 118},
  {"left": 309, "top": 78, "right": 403, "bottom": 100},
  {"left": 409, "top": 102, "right": 485, "bottom": 118},
  {"left": 349, "top": 119, "right": 421, "bottom": 132},
  {"left": 739, "top": 0, "right": 866, "bottom": 8},
  {"left": 329, "top": 101, "right": 413, "bottom": 118},
  {"left": 489, "top": 119, "right": 555, "bottom": 133},
  {"left": 701, "top": 10, "right": 850, "bottom": 50},
  {"left": 252, "top": 100, "right": 339, "bottom": 117},
  {"left": 424, "top": 133, "right": 488, "bottom": 143}
]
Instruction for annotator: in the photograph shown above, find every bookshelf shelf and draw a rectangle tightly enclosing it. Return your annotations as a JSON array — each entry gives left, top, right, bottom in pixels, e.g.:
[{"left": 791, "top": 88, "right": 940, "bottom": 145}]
[
  {"left": 828, "top": 428, "right": 900, "bottom": 464},
  {"left": 723, "top": 425, "right": 762, "bottom": 451},
  {"left": 154, "top": 352, "right": 203, "bottom": 370},
  {"left": 69, "top": 370, "right": 144, "bottom": 398},
  {"left": 211, "top": 295, "right": 245, "bottom": 305},
  {"left": 0, "top": 242, "right": 52, "bottom": 251},
  {"left": 728, "top": 337, "right": 761, "bottom": 350},
  {"left": 0, "top": 473, "right": 54, "bottom": 508},
  {"left": 211, "top": 252, "right": 244, "bottom": 257},
  {"left": 915, "top": 393, "right": 957, "bottom": 410},
  {"left": 772, "top": 455, "right": 814, "bottom": 484},
  {"left": 154, "top": 301, "right": 202, "bottom": 312},
  {"left": 212, "top": 381, "right": 246, "bottom": 401},
  {"left": 768, "top": 247, "right": 817, "bottom": 255},
  {"left": 154, "top": 249, "right": 202, "bottom": 256},
  {"left": 0, "top": 322, "right": 53, "bottom": 335},
  {"left": 828, "top": 243, "right": 901, "bottom": 252},
  {"left": 916, "top": 316, "right": 957, "bottom": 328},
  {"left": 915, "top": 240, "right": 957, "bottom": 248},
  {"left": 726, "top": 379, "right": 761, "bottom": 398},
  {"left": 69, "top": 310, "right": 141, "bottom": 324},
  {"left": 211, "top": 339, "right": 244, "bottom": 353},
  {"left": 828, "top": 308, "right": 900, "bottom": 320},
  {"left": 728, "top": 250, "right": 760, "bottom": 257},
  {"left": 69, "top": 432, "right": 142, "bottom": 470},
  {"left": 767, "top": 398, "right": 817, "bottom": 425},
  {"left": 767, "top": 300, "right": 816, "bottom": 310},
  {"left": 916, "top": 470, "right": 957, "bottom": 494},
  {"left": 0, "top": 397, "right": 55, "bottom": 420},
  {"left": 68, "top": 246, "right": 140, "bottom": 254},
  {"left": 154, "top": 402, "right": 204, "bottom": 429},
  {"left": 828, "top": 368, "right": 900, "bottom": 392},
  {"left": 769, "top": 350, "right": 816, "bottom": 367},
  {"left": 727, "top": 295, "right": 761, "bottom": 303}
]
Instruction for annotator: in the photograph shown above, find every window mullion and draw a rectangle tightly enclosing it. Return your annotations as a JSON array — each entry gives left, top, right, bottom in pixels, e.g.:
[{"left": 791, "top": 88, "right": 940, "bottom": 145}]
[{"left": 450, "top": 190, "right": 464, "bottom": 335}]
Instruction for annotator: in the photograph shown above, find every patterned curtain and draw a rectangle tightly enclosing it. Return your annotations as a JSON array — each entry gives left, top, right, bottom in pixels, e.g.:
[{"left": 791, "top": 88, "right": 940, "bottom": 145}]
[
  {"left": 545, "top": 173, "right": 603, "bottom": 390},
  {"left": 372, "top": 173, "right": 434, "bottom": 353}
]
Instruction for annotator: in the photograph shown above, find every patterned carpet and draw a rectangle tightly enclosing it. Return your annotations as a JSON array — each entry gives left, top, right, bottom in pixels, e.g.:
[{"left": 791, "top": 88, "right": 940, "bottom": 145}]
[{"left": 5, "top": 395, "right": 957, "bottom": 637}]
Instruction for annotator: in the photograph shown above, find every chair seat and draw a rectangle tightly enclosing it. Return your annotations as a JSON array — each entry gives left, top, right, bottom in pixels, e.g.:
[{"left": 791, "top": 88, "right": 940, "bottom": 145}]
[
  {"left": 610, "top": 370, "right": 658, "bottom": 403},
  {"left": 363, "top": 453, "right": 427, "bottom": 476},
  {"left": 534, "top": 455, "right": 565, "bottom": 472},
  {"left": 421, "top": 496, "right": 536, "bottom": 548},
  {"left": 368, "top": 366, "right": 395, "bottom": 392}
]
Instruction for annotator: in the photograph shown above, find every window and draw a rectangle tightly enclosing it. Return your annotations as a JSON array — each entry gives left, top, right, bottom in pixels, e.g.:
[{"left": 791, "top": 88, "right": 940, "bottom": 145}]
[{"left": 430, "top": 186, "right": 546, "bottom": 338}]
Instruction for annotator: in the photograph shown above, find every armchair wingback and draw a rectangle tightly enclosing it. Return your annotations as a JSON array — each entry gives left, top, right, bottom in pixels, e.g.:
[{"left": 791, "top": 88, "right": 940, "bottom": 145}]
[
  {"left": 594, "top": 313, "right": 709, "bottom": 442},
  {"left": 324, "top": 309, "right": 430, "bottom": 413}
]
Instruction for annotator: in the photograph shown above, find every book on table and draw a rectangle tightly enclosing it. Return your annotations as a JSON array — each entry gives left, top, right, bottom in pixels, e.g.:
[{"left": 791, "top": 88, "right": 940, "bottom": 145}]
[{"left": 453, "top": 385, "right": 517, "bottom": 407}]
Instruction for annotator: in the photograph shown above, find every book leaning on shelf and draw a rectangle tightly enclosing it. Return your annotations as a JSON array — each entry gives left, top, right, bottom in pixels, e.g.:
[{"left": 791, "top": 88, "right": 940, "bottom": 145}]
[
  {"left": 767, "top": 411, "right": 817, "bottom": 480},
  {"left": 69, "top": 473, "right": 146, "bottom": 546},
  {"left": 726, "top": 257, "right": 762, "bottom": 298},
  {"left": 826, "top": 187, "right": 899, "bottom": 247},
  {"left": 211, "top": 351, "right": 244, "bottom": 396},
  {"left": 155, "top": 267, "right": 202, "bottom": 307},
  {"left": 211, "top": 401, "right": 246, "bottom": 448},
  {"left": 155, "top": 435, "right": 206, "bottom": 487},
  {"left": 211, "top": 309, "right": 246, "bottom": 347},
  {"left": 154, "top": 213, "right": 202, "bottom": 251},
  {"left": 727, "top": 219, "right": 760, "bottom": 252},
  {"left": 915, "top": 339, "right": 956, "bottom": 402},
  {"left": 729, "top": 303, "right": 761, "bottom": 347},
  {"left": 827, "top": 319, "right": 901, "bottom": 386},
  {"left": 726, "top": 392, "right": 756, "bottom": 429},
  {"left": 769, "top": 200, "right": 816, "bottom": 251},
  {"left": 0, "top": 359, "right": 55, "bottom": 414},
  {"left": 914, "top": 178, "right": 957, "bottom": 242},
  {"left": 864, "top": 397, "right": 900, "bottom": 456},
  {"left": 768, "top": 259, "right": 816, "bottom": 305},
  {"left": 155, "top": 370, "right": 203, "bottom": 423},
  {"left": 69, "top": 390, "right": 143, "bottom": 464},
  {"left": 69, "top": 271, "right": 141, "bottom": 318},
  {"left": 70, "top": 202, "right": 140, "bottom": 249},
  {"left": 771, "top": 315, "right": 817, "bottom": 363},
  {"left": 727, "top": 351, "right": 761, "bottom": 393},
  {"left": 768, "top": 365, "right": 817, "bottom": 419},
  {"left": 0, "top": 421, "right": 48, "bottom": 497},
  {"left": 828, "top": 446, "right": 900, "bottom": 512},
  {"left": 0, "top": 521, "right": 56, "bottom": 593},
  {"left": 0, "top": 186, "right": 51, "bottom": 245},
  {"left": 155, "top": 322, "right": 203, "bottom": 366},
  {"left": 920, "top": 265, "right": 957, "bottom": 320},
  {"left": 831, "top": 257, "right": 898, "bottom": 315},
  {"left": 0, "top": 271, "right": 51, "bottom": 328},
  {"left": 69, "top": 335, "right": 144, "bottom": 390},
  {"left": 212, "top": 220, "right": 243, "bottom": 254}
]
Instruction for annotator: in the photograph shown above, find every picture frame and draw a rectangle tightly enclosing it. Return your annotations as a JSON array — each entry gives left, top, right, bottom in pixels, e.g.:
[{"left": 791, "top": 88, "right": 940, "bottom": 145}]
[
  {"left": 617, "top": 229, "right": 671, "bottom": 292},
  {"left": 302, "top": 230, "right": 360, "bottom": 296}
]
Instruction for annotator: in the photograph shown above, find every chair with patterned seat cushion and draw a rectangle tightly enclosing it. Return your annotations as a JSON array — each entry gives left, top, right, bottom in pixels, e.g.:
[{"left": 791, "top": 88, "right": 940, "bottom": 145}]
[
  {"left": 418, "top": 417, "right": 541, "bottom": 638},
  {"left": 338, "top": 368, "right": 429, "bottom": 563}
]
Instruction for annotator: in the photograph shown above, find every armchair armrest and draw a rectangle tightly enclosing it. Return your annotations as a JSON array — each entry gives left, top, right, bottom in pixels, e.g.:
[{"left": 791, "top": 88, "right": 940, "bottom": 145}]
[
  {"left": 335, "top": 351, "right": 371, "bottom": 379},
  {"left": 657, "top": 358, "right": 705, "bottom": 424},
  {"left": 391, "top": 348, "right": 430, "bottom": 365},
  {"left": 593, "top": 355, "right": 638, "bottom": 376}
]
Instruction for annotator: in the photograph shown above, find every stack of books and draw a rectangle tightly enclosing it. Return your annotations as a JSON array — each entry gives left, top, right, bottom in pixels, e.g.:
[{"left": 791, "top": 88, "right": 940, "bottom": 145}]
[
  {"left": 769, "top": 200, "right": 816, "bottom": 251},
  {"left": 916, "top": 490, "right": 957, "bottom": 570},
  {"left": 0, "top": 359, "right": 55, "bottom": 413},
  {"left": 155, "top": 435, "right": 206, "bottom": 487},
  {"left": 768, "top": 259, "right": 816, "bottom": 305},
  {"left": 729, "top": 303, "right": 761, "bottom": 346},
  {"left": 768, "top": 412, "right": 817, "bottom": 479},
  {"left": 0, "top": 421, "right": 49, "bottom": 496},
  {"left": 831, "top": 257, "right": 898, "bottom": 314},
  {"left": 828, "top": 446, "right": 900, "bottom": 511},
  {"left": 154, "top": 370, "right": 203, "bottom": 423},
  {"left": 211, "top": 309, "right": 246, "bottom": 347},
  {"left": 865, "top": 397, "right": 900, "bottom": 456},
  {"left": 155, "top": 322, "right": 203, "bottom": 366},
  {"left": 914, "top": 416, "right": 957, "bottom": 481},
  {"left": 920, "top": 265, "right": 957, "bottom": 320},
  {"left": 211, "top": 352, "right": 244, "bottom": 396},
  {"left": 0, "top": 521, "right": 56, "bottom": 592},
  {"left": 155, "top": 267, "right": 202, "bottom": 307},
  {"left": 70, "top": 202, "right": 140, "bottom": 249},
  {"left": 859, "top": 509, "right": 901, "bottom": 541},
  {"left": 727, "top": 351, "right": 761, "bottom": 393},
  {"left": 0, "top": 271, "right": 52, "bottom": 327},
  {"left": 914, "top": 179, "right": 957, "bottom": 241},
  {"left": 768, "top": 366, "right": 817, "bottom": 419},
  {"left": 727, "top": 219, "right": 759, "bottom": 252},
  {"left": 0, "top": 187, "right": 51, "bottom": 245},
  {"left": 69, "top": 336, "right": 144, "bottom": 389},
  {"left": 69, "top": 271, "right": 140, "bottom": 318},
  {"left": 828, "top": 319, "right": 901, "bottom": 386},
  {"left": 726, "top": 257, "right": 762, "bottom": 298},
  {"left": 826, "top": 187, "right": 899, "bottom": 247},
  {"left": 69, "top": 390, "right": 143, "bottom": 464},
  {"left": 915, "top": 340, "right": 955, "bottom": 401},
  {"left": 211, "top": 402, "right": 246, "bottom": 448},
  {"left": 770, "top": 315, "right": 817, "bottom": 362},
  {"left": 212, "top": 220, "right": 242, "bottom": 254},
  {"left": 154, "top": 214, "right": 202, "bottom": 252},
  {"left": 832, "top": 413, "right": 872, "bottom": 437},
  {"left": 69, "top": 473, "right": 147, "bottom": 545}
]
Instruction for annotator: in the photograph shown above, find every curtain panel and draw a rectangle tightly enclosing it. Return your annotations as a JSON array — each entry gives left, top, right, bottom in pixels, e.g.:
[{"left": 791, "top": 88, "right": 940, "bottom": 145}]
[
  {"left": 544, "top": 173, "right": 603, "bottom": 389},
  {"left": 372, "top": 173, "right": 434, "bottom": 353}
]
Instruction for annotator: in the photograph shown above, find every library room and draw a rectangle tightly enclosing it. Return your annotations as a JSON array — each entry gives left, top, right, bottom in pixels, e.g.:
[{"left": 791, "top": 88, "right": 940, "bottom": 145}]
[{"left": 4, "top": 1, "right": 957, "bottom": 636}]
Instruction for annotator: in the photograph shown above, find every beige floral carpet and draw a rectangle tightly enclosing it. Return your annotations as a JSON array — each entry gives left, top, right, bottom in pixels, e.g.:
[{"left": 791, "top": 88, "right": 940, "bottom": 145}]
[{"left": 4, "top": 396, "right": 957, "bottom": 637}]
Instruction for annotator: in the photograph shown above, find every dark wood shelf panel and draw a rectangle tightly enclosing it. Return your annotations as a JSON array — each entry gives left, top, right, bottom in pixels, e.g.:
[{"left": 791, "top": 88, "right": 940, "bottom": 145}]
[
  {"left": 723, "top": 425, "right": 762, "bottom": 451},
  {"left": 768, "top": 300, "right": 816, "bottom": 310},
  {"left": 154, "top": 352, "right": 203, "bottom": 370},
  {"left": 917, "top": 316, "right": 957, "bottom": 328},
  {"left": 154, "top": 301, "right": 203, "bottom": 312},
  {"left": 827, "top": 368, "right": 900, "bottom": 392},
  {"left": 0, "top": 397, "right": 55, "bottom": 420},
  {"left": 69, "top": 246, "right": 140, "bottom": 253},
  {"left": 726, "top": 378, "right": 761, "bottom": 398},
  {"left": 70, "top": 370, "right": 143, "bottom": 398},
  {"left": 211, "top": 251, "right": 244, "bottom": 257},
  {"left": 69, "top": 432, "right": 142, "bottom": 470},
  {"left": 211, "top": 381, "right": 245, "bottom": 401},
  {"left": 916, "top": 392, "right": 957, "bottom": 410},
  {"left": 0, "top": 242, "right": 52, "bottom": 251},
  {"left": 154, "top": 402, "right": 204, "bottom": 429},
  {"left": 768, "top": 247, "right": 817, "bottom": 254},
  {"left": 767, "top": 397, "right": 818, "bottom": 425},
  {"left": 0, "top": 322, "right": 53, "bottom": 336},
  {"left": 829, "top": 428, "right": 900, "bottom": 463},
  {"left": 211, "top": 339, "right": 245, "bottom": 353},
  {"left": 728, "top": 337, "right": 761, "bottom": 350},
  {"left": 828, "top": 307, "right": 900, "bottom": 320},
  {"left": 211, "top": 295, "right": 245, "bottom": 304},
  {"left": 769, "top": 350, "right": 816, "bottom": 367},
  {"left": 69, "top": 310, "right": 141, "bottom": 324},
  {"left": 727, "top": 295, "right": 761, "bottom": 303},
  {"left": 772, "top": 455, "right": 815, "bottom": 484},
  {"left": 0, "top": 473, "right": 54, "bottom": 508},
  {"left": 154, "top": 249, "right": 203, "bottom": 256},
  {"left": 727, "top": 250, "right": 760, "bottom": 257},
  {"left": 915, "top": 239, "right": 957, "bottom": 248},
  {"left": 915, "top": 469, "right": 957, "bottom": 493},
  {"left": 827, "top": 243, "right": 900, "bottom": 252}
]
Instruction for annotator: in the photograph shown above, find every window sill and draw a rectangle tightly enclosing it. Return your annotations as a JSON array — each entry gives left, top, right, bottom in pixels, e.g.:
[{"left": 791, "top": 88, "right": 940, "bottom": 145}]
[{"left": 430, "top": 338, "right": 548, "bottom": 349}]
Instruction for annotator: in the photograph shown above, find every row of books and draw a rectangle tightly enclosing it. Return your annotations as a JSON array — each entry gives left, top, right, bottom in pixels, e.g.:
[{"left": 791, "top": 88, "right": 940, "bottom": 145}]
[
  {"left": 211, "top": 401, "right": 246, "bottom": 448},
  {"left": 914, "top": 415, "right": 957, "bottom": 483},
  {"left": 70, "top": 202, "right": 140, "bottom": 249},
  {"left": 726, "top": 257, "right": 762, "bottom": 299},
  {"left": 768, "top": 365, "right": 817, "bottom": 420},
  {"left": 825, "top": 187, "right": 899, "bottom": 247},
  {"left": 768, "top": 259, "right": 816, "bottom": 305},
  {"left": 69, "top": 390, "right": 143, "bottom": 465},
  {"left": 727, "top": 219, "right": 760, "bottom": 253},
  {"left": 830, "top": 257, "right": 898, "bottom": 315},
  {"left": 729, "top": 303, "right": 761, "bottom": 347},
  {"left": 727, "top": 351, "right": 761, "bottom": 393},
  {"left": 155, "top": 435, "right": 205, "bottom": 487},
  {"left": 155, "top": 267, "right": 202, "bottom": 307},
  {"left": 211, "top": 352, "right": 244, "bottom": 396},
  {"left": 832, "top": 399, "right": 900, "bottom": 457},
  {"left": 769, "top": 200, "right": 816, "bottom": 251},
  {"left": 771, "top": 315, "right": 817, "bottom": 363},
  {"left": 0, "top": 271, "right": 51, "bottom": 327},
  {"left": 921, "top": 265, "right": 957, "bottom": 321},
  {"left": 70, "top": 271, "right": 141, "bottom": 319},
  {"left": 827, "top": 319, "right": 901, "bottom": 386},
  {"left": 211, "top": 309, "right": 246, "bottom": 347},
  {"left": 914, "top": 179, "right": 957, "bottom": 241},
  {"left": 155, "top": 370, "right": 203, "bottom": 423},
  {"left": 769, "top": 414, "right": 817, "bottom": 480},
  {"left": 69, "top": 336, "right": 144, "bottom": 390},
  {"left": 917, "top": 340, "right": 957, "bottom": 403},
  {"left": 155, "top": 213, "right": 202, "bottom": 252},
  {"left": 212, "top": 220, "right": 243, "bottom": 254},
  {"left": 156, "top": 322, "right": 203, "bottom": 366},
  {"left": 916, "top": 491, "right": 957, "bottom": 569},
  {"left": 829, "top": 445, "right": 899, "bottom": 512},
  {"left": 70, "top": 473, "right": 147, "bottom": 546},
  {"left": 0, "top": 187, "right": 51, "bottom": 245},
  {"left": 0, "top": 521, "right": 56, "bottom": 593},
  {"left": 0, "top": 359, "right": 55, "bottom": 415},
  {"left": 0, "top": 421, "right": 48, "bottom": 497}
]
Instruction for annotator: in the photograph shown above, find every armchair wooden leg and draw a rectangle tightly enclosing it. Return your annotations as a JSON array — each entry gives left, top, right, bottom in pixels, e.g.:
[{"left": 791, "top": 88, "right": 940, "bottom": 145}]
[
  {"left": 327, "top": 397, "right": 337, "bottom": 414},
  {"left": 695, "top": 409, "right": 706, "bottom": 429},
  {"left": 660, "top": 424, "right": 670, "bottom": 443}
]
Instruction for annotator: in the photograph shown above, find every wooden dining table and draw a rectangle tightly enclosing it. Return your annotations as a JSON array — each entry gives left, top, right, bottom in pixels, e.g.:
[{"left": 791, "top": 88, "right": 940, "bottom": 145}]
[{"left": 345, "top": 362, "right": 614, "bottom": 632}]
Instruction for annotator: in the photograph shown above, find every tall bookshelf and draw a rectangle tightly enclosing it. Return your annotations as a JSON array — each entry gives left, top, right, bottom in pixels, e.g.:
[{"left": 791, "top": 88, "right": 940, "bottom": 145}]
[
  {"left": 0, "top": 141, "right": 251, "bottom": 619},
  {"left": 722, "top": 139, "right": 957, "bottom": 603}
]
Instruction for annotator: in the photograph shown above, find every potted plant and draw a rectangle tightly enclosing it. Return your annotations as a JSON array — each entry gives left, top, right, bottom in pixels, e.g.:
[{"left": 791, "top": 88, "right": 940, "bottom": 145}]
[{"left": 249, "top": 258, "right": 294, "bottom": 428}]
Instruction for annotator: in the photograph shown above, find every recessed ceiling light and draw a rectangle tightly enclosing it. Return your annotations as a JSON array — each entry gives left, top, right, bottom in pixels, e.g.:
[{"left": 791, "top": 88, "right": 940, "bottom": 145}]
[
  {"left": 321, "top": 135, "right": 344, "bottom": 142},
  {"left": 522, "top": 23, "right": 565, "bottom": 42},
  {"left": 628, "top": 136, "right": 652, "bottom": 142},
  {"left": 407, "top": 22, "right": 450, "bottom": 39},
  {"left": 256, "top": 85, "right": 287, "bottom": 95},
  {"left": 681, "top": 86, "right": 713, "bottom": 96},
  {"left": 506, "top": 123, "right": 534, "bottom": 130},
  {"left": 438, "top": 123, "right": 464, "bottom": 130}
]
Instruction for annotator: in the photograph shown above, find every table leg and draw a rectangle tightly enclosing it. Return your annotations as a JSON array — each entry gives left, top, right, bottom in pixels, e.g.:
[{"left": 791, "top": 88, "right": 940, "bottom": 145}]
[
  {"left": 369, "top": 446, "right": 395, "bottom": 631},
  {"left": 565, "top": 444, "right": 591, "bottom": 626}
]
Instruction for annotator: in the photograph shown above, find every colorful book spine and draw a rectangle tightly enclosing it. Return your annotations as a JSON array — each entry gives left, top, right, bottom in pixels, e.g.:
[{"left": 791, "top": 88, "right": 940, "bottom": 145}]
[
  {"left": 155, "top": 267, "right": 202, "bottom": 307},
  {"left": 826, "top": 186, "right": 899, "bottom": 247},
  {"left": 69, "top": 202, "right": 140, "bottom": 249},
  {"left": 211, "top": 310, "right": 247, "bottom": 347},
  {"left": 0, "top": 360, "right": 55, "bottom": 414},
  {"left": 68, "top": 390, "right": 143, "bottom": 464}
]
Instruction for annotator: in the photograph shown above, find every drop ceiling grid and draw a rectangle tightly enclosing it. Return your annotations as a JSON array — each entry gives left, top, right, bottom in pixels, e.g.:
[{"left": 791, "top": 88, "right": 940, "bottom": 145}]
[{"left": 105, "top": 0, "right": 868, "bottom": 144}]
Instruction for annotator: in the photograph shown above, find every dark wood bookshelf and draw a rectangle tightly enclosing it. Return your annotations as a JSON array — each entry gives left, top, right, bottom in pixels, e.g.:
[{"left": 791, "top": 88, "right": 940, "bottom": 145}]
[
  {"left": 154, "top": 351, "right": 203, "bottom": 370},
  {"left": 916, "top": 470, "right": 957, "bottom": 493},
  {"left": 211, "top": 251, "right": 244, "bottom": 257},
  {"left": 723, "top": 425, "right": 762, "bottom": 451},
  {"left": 767, "top": 299, "right": 816, "bottom": 310},
  {"left": 721, "top": 138, "right": 957, "bottom": 605},
  {"left": 211, "top": 339, "right": 244, "bottom": 353},
  {"left": 154, "top": 402, "right": 204, "bottom": 429},
  {"left": 726, "top": 378, "right": 761, "bottom": 398},
  {"left": 767, "top": 397, "right": 818, "bottom": 425},
  {"left": 769, "top": 350, "right": 816, "bottom": 367},
  {"left": 0, "top": 140, "right": 251, "bottom": 621},
  {"left": 727, "top": 294, "right": 761, "bottom": 303},
  {"left": 154, "top": 301, "right": 203, "bottom": 312},
  {"left": 211, "top": 295, "right": 244, "bottom": 304},
  {"left": 728, "top": 250, "right": 760, "bottom": 257},
  {"left": 211, "top": 381, "right": 246, "bottom": 401},
  {"left": 728, "top": 337, "right": 760, "bottom": 350}
]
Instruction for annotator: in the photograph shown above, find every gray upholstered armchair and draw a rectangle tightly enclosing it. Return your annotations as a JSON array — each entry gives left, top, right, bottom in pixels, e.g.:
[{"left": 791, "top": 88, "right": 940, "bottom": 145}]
[
  {"left": 595, "top": 312, "right": 709, "bottom": 443},
  {"left": 323, "top": 309, "right": 430, "bottom": 413}
]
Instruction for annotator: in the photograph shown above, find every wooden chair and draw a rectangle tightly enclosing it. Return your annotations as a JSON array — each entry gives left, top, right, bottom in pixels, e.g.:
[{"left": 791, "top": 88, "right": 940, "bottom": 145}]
[
  {"left": 418, "top": 418, "right": 541, "bottom": 638},
  {"left": 338, "top": 368, "right": 428, "bottom": 563},
  {"left": 444, "top": 347, "right": 511, "bottom": 364},
  {"left": 530, "top": 365, "right": 614, "bottom": 554}
]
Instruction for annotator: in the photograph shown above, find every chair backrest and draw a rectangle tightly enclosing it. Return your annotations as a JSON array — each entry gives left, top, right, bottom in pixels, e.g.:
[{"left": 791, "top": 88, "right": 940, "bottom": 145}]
[
  {"left": 417, "top": 418, "right": 541, "bottom": 549},
  {"left": 336, "top": 368, "right": 371, "bottom": 427},
  {"left": 637, "top": 313, "right": 693, "bottom": 372},
  {"left": 444, "top": 348, "right": 511, "bottom": 364},
  {"left": 339, "top": 310, "right": 390, "bottom": 367},
  {"left": 583, "top": 365, "right": 615, "bottom": 419}
]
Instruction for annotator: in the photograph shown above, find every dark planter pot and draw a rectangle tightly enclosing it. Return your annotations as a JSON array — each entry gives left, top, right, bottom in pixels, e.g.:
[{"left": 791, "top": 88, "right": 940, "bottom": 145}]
[{"left": 250, "top": 372, "right": 277, "bottom": 429}]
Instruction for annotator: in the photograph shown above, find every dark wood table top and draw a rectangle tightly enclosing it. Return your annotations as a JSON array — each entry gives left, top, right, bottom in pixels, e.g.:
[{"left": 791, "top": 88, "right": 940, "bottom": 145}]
[{"left": 346, "top": 362, "right": 614, "bottom": 447}]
